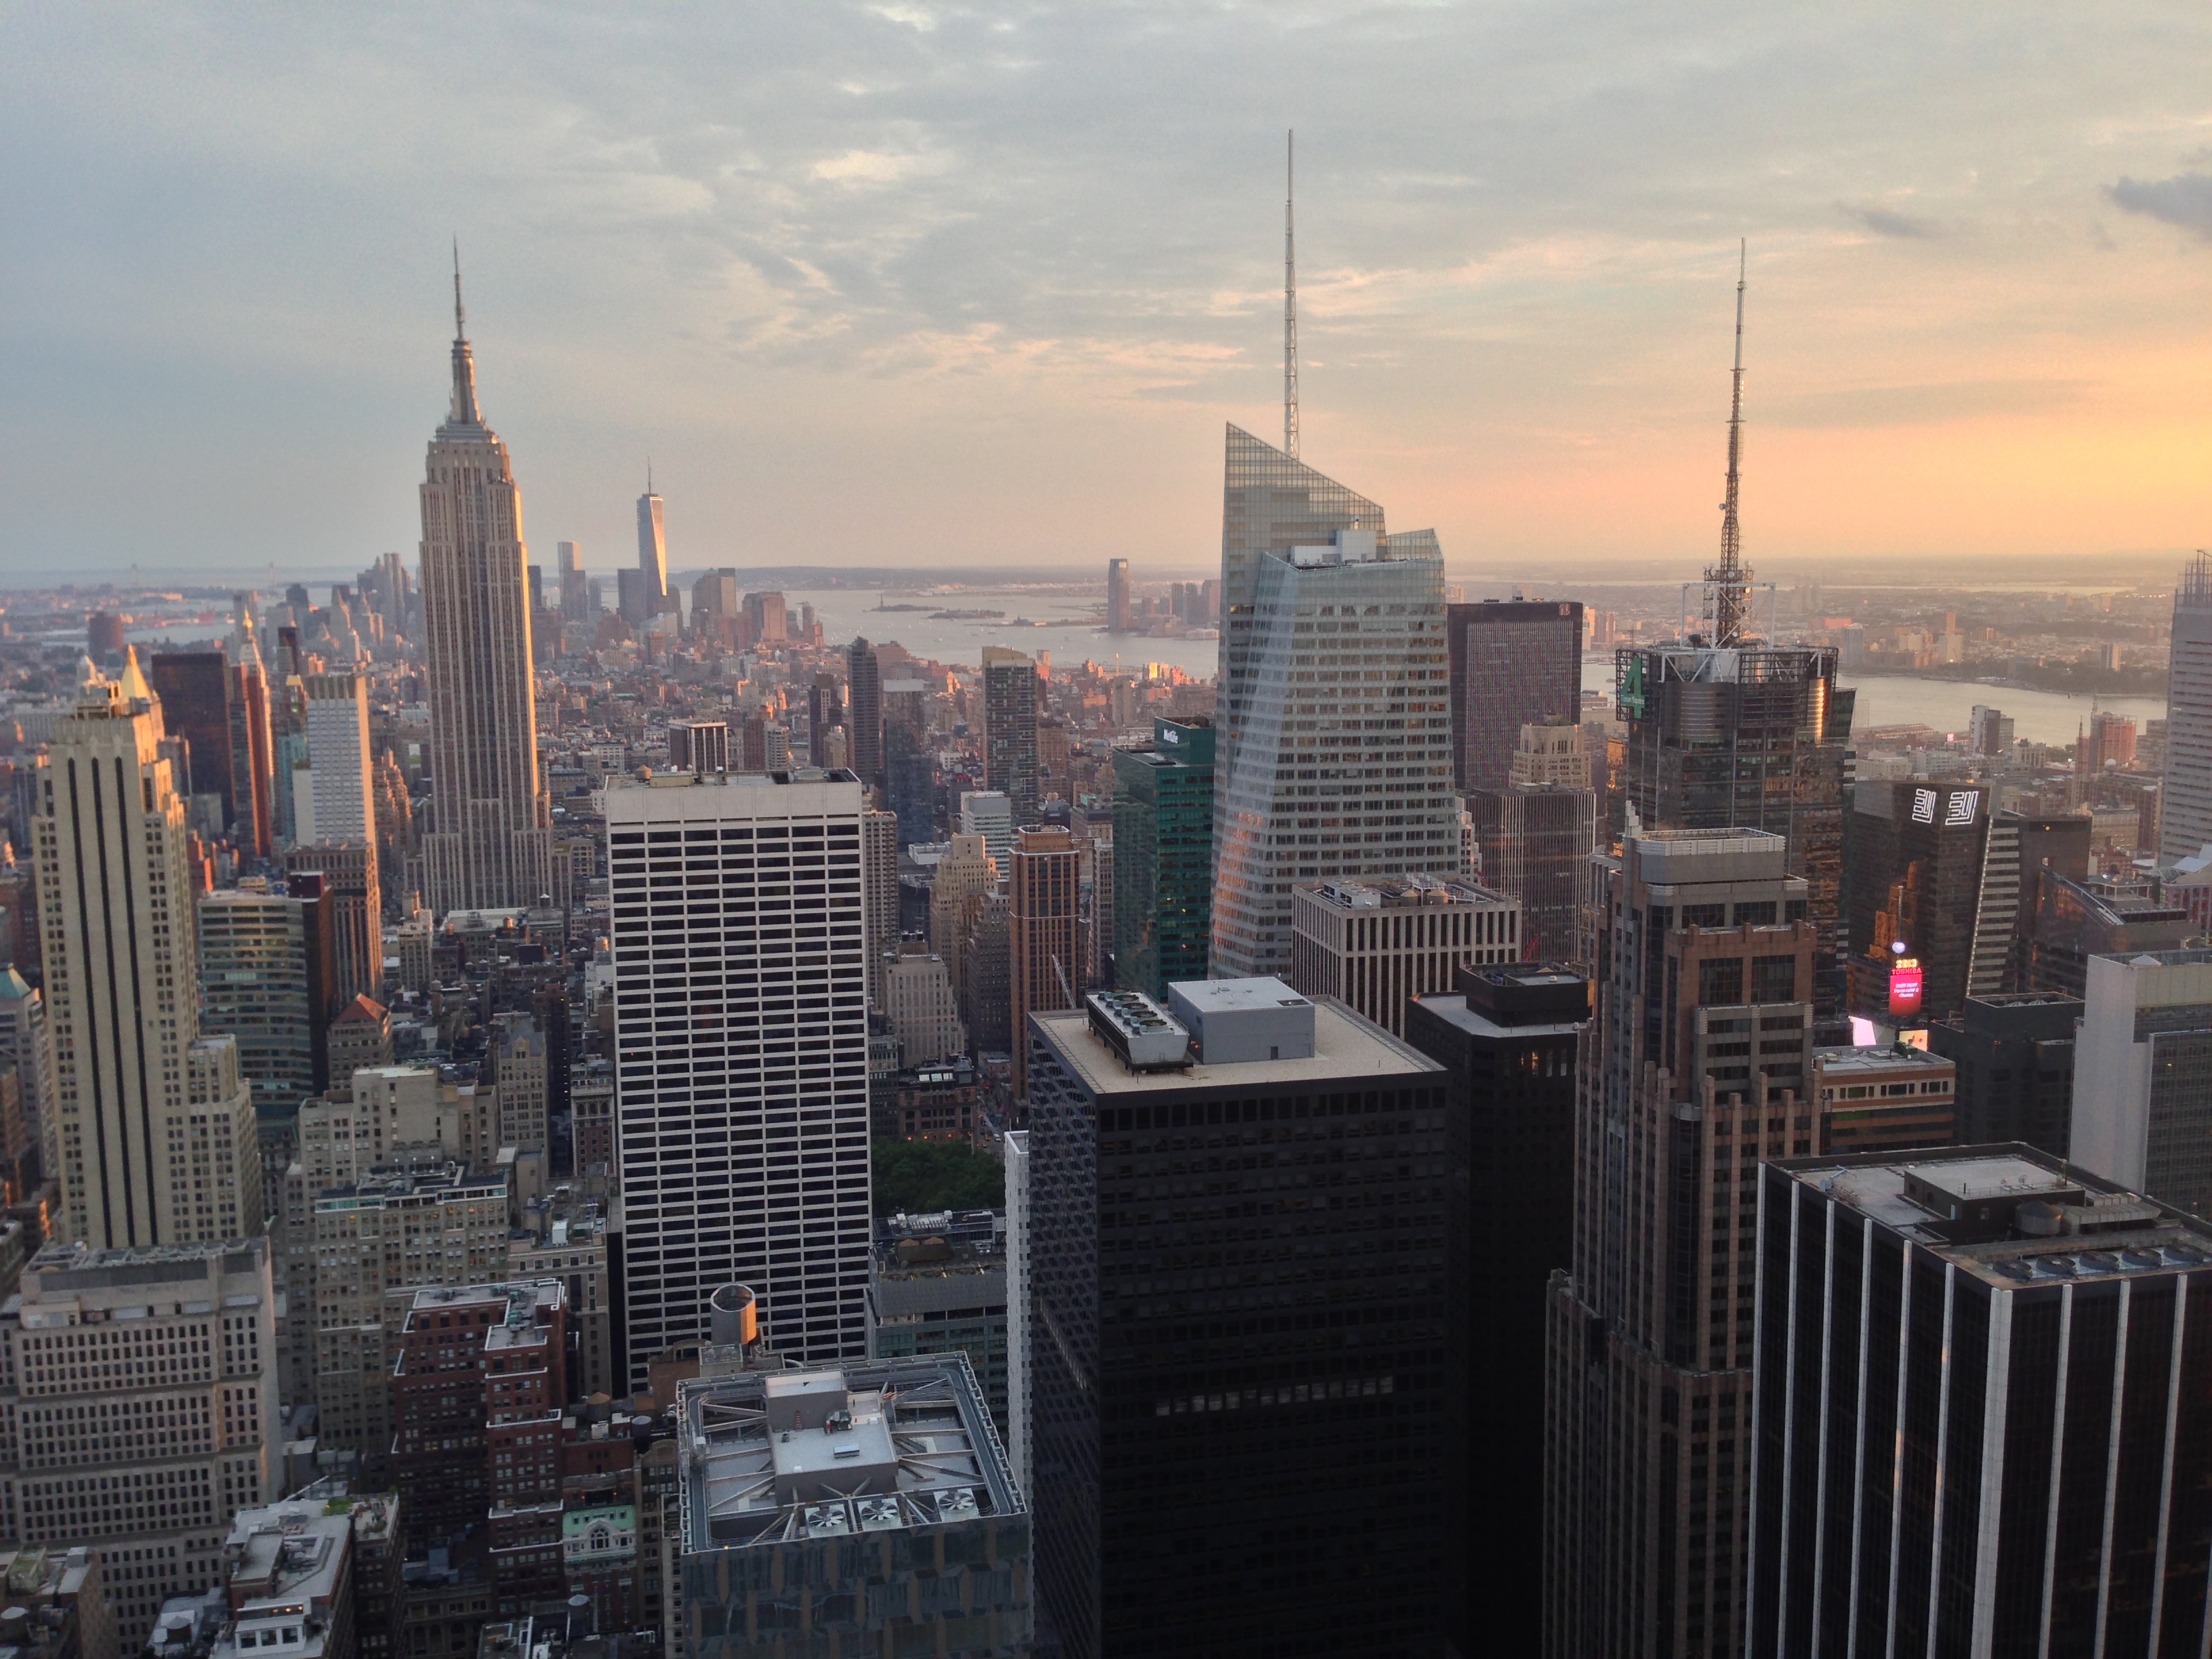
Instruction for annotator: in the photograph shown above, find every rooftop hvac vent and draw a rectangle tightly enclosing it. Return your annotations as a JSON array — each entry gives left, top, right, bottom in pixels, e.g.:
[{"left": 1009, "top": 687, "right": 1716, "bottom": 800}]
[{"left": 1086, "top": 989, "right": 1193, "bottom": 1072}]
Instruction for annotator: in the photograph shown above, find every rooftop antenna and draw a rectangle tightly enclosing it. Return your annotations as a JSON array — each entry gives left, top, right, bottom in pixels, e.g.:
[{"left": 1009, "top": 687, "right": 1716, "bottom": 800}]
[
  {"left": 1705, "top": 239, "right": 1750, "bottom": 647},
  {"left": 647, "top": 457, "right": 654, "bottom": 495},
  {"left": 1284, "top": 129, "right": 1298, "bottom": 460},
  {"left": 452, "top": 238, "right": 466, "bottom": 341}
]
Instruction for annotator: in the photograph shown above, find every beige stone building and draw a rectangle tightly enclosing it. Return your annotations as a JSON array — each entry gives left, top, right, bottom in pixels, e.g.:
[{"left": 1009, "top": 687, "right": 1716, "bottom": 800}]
[
  {"left": 487, "top": 1010, "right": 548, "bottom": 1154},
  {"left": 1508, "top": 719, "right": 1590, "bottom": 788},
  {"left": 324, "top": 995, "right": 393, "bottom": 1092},
  {"left": 928, "top": 833, "right": 997, "bottom": 984},
  {"left": 0, "top": 1238, "right": 280, "bottom": 1650},
  {"left": 302, "top": 1160, "right": 509, "bottom": 1455},
  {"left": 35, "top": 668, "right": 264, "bottom": 1248},
  {"left": 1289, "top": 875, "right": 1521, "bottom": 1038},
  {"left": 883, "top": 943, "right": 965, "bottom": 1067},
  {"left": 508, "top": 1189, "right": 616, "bottom": 1399}
]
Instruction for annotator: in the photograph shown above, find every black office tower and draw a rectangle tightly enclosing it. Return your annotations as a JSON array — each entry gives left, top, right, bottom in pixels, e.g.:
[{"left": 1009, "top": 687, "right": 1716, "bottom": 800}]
[
  {"left": 1025, "top": 983, "right": 1448, "bottom": 1658},
  {"left": 1406, "top": 963, "right": 1589, "bottom": 1655},
  {"left": 885, "top": 722, "right": 937, "bottom": 851},
  {"left": 1841, "top": 778, "right": 1991, "bottom": 1025},
  {"left": 148, "top": 650, "right": 236, "bottom": 821},
  {"left": 846, "top": 637, "right": 883, "bottom": 790},
  {"left": 1448, "top": 599, "right": 1583, "bottom": 792},
  {"left": 1927, "top": 990, "right": 2082, "bottom": 1158},
  {"left": 982, "top": 647, "right": 1040, "bottom": 827},
  {"left": 1750, "top": 1143, "right": 2212, "bottom": 1658},
  {"left": 1465, "top": 783, "right": 1595, "bottom": 964}
]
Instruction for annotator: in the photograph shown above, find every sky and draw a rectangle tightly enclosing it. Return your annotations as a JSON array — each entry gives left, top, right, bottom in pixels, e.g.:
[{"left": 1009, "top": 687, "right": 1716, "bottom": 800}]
[{"left": 2, "top": 2, "right": 2209, "bottom": 584}]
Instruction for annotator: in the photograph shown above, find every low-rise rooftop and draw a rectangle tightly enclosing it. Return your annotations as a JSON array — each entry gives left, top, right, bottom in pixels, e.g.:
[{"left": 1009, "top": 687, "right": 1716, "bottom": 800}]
[
  {"left": 678, "top": 1356, "right": 1020, "bottom": 1553},
  {"left": 1034, "top": 994, "right": 1441, "bottom": 1096},
  {"left": 1773, "top": 1143, "right": 2212, "bottom": 1290}
]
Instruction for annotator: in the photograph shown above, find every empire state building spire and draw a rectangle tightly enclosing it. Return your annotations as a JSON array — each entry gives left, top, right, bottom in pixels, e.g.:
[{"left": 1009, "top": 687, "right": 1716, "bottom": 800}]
[
  {"left": 418, "top": 260, "right": 553, "bottom": 915},
  {"left": 447, "top": 241, "right": 482, "bottom": 429}
]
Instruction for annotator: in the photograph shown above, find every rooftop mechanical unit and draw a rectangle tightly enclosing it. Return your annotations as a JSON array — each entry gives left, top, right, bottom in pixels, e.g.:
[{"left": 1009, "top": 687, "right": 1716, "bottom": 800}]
[{"left": 1086, "top": 989, "right": 1193, "bottom": 1071}]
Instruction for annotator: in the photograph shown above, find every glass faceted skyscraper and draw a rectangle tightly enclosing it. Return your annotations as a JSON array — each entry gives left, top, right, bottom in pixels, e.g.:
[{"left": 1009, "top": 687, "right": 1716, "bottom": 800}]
[
  {"left": 2162, "top": 551, "right": 2212, "bottom": 865},
  {"left": 1212, "top": 428, "right": 1460, "bottom": 978}
]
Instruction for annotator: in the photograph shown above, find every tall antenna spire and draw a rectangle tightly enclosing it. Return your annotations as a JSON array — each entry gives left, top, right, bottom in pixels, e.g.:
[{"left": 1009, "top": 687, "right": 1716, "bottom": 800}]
[
  {"left": 1705, "top": 239, "right": 1751, "bottom": 647},
  {"left": 1284, "top": 129, "right": 1299, "bottom": 459},
  {"left": 446, "top": 241, "right": 481, "bottom": 427},
  {"left": 647, "top": 457, "right": 654, "bottom": 495}
]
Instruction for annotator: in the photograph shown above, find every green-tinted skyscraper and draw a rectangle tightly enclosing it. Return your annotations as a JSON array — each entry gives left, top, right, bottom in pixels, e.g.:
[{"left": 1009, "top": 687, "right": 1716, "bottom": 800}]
[{"left": 1113, "top": 716, "right": 1214, "bottom": 996}]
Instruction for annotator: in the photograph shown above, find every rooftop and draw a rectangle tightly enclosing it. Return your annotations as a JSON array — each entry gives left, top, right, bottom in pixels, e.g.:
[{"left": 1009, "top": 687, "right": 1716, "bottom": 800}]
[
  {"left": 1773, "top": 1143, "right": 2212, "bottom": 1288},
  {"left": 1811, "top": 1044, "right": 1957, "bottom": 1078},
  {"left": 223, "top": 1501, "right": 351, "bottom": 1619},
  {"left": 403, "top": 1279, "right": 561, "bottom": 1330},
  {"left": 1300, "top": 874, "right": 1513, "bottom": 911},
  {"left": 1412, "top": 990, "right": 1584, "bottom": 1042},
  {"left": 678, "top": 1356, "right": 1021, "bottom": 1554},
  {"left": 1035, "top": 995, "right": 1441, "bottom": 1097},
  {"left": 868, "top": 1267, "right": 1008, "bottom": 1320}
]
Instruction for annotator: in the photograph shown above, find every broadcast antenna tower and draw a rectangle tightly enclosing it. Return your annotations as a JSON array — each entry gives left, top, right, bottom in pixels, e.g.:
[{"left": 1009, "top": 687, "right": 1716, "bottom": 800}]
[
  {"left": 1283, "top": 129, "right": 1299, "bottom": 459},
  {"left": 1704, "top": 240, "right": 1752, "bottom": 646}
]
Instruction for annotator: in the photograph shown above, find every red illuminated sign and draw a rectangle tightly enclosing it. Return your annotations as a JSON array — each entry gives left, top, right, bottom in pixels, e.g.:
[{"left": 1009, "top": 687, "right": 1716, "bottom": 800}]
[{"left": 1888, "top": 960, "right": 1924, "bottom": 1017}]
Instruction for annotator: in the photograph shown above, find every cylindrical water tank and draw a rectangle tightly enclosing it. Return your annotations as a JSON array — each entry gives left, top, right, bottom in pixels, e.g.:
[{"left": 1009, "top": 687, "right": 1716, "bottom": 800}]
[{"left": 710, "top": 1282, "right": 759, "bottom": 1349}]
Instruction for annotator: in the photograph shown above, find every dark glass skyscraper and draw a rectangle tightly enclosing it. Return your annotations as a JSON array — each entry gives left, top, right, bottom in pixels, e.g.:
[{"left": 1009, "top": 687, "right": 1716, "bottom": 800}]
[
  {"left": 884, "top": 723, "right": 936, "bottom": 851},
  {"left": 981, "top": 646, "right": 1039, "bottom": 826},
  {"left": 845, "top": 637, "right": 882, "bottom": 790},
  {"left": 1465, "top": 783, "right": 1595, "bottom": 964},
  {"left": 1750, "top": 1143, "right": 2212, "bottom": 1658},
  {"left": 2163, "top": 550, "right": 2212, "bottom": 865},
  {"left": 1111, "top": 716, "right": 1214, "bottom": 997},
  {"left": 1447, "top": 599, "right": 1583, "bottom": 792},
  {"left": 1927, "top": 989, "right": 2081, "bottom": 1157},
  {"left": 1614, "top": 640, "right": 1854, "bottom": 1024},
  {"left": 148, "top": 651, "right": 235, "bottom": 821},
  {"left": 1841, "top": 777, "right": 1990, "bottom": 1025},
  {"left": 1025, "top": 986, "right": 1449, "bottom": 1658},
  {"left": 1406, "top": 962, "right": 1588, "bottom": 1655}
]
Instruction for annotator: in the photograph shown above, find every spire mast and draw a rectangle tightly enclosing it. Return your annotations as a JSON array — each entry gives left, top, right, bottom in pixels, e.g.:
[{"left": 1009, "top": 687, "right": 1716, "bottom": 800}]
[
  {"left": 1707, "top": 239, "right": 1750, "bottom": 647},
  {"left": 446, "top": 241, "right": 481, "bottom": 427},
  {"left": 1284, "top": 129, "right": 1299, "bottom": 460}
]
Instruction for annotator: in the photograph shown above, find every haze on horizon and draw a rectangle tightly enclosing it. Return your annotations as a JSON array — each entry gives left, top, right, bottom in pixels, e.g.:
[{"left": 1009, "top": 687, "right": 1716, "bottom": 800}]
[{"left": 3, "top": 3, "right": 2209, "bottom": 582}]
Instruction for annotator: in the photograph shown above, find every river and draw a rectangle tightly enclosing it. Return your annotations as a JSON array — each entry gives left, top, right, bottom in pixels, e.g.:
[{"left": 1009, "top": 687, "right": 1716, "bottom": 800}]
[
  {"left": 787, "top": 588, "right": 1224, "bottom": 680},
  {"left": 101, "top": 593, "right": 2166, "bottom": 747}
]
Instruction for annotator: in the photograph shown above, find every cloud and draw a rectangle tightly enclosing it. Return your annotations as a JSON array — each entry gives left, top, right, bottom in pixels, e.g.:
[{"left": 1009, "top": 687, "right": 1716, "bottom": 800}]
[
  {"left": 2108, "top": 171, "right": 2212, "bottom": 238},
  {"left": 1839, "top": 203, "right": 1942, "bottom": 239},
  {"left": 4, "top": 2, "right": 2212, "bottom": 573}
]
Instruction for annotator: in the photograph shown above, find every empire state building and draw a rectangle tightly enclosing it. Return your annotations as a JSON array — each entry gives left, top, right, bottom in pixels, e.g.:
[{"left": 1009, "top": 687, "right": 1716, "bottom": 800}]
[{"left": 419, "top": 267, "right": 553, "bottom": 916}]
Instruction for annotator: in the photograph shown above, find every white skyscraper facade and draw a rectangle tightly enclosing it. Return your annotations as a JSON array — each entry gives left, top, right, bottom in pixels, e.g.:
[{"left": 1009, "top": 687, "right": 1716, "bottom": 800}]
[
  {"left": 35, "top": 671, "right": 264, "bottom": 1248},
  {"left": 607, "top": 771, "right": 872, "bottom": 1385},
  {"left": 2163, "top": 551, "right": 2212, "bottom": 866},
  {"left": 1211, "top": 511, "right": 1460, "bottom": 979},
  {"left": 302, "top": 671, "right": 375, "bottom": 848},
  {"left": 419, "top": 274, "right": 554, "bottom": 916}
]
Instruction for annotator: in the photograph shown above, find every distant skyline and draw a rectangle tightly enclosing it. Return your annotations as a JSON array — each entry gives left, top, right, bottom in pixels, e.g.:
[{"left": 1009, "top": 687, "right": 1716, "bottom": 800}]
[{"left": 3, "top": 4, "right": 2209, "bottom": 577}]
